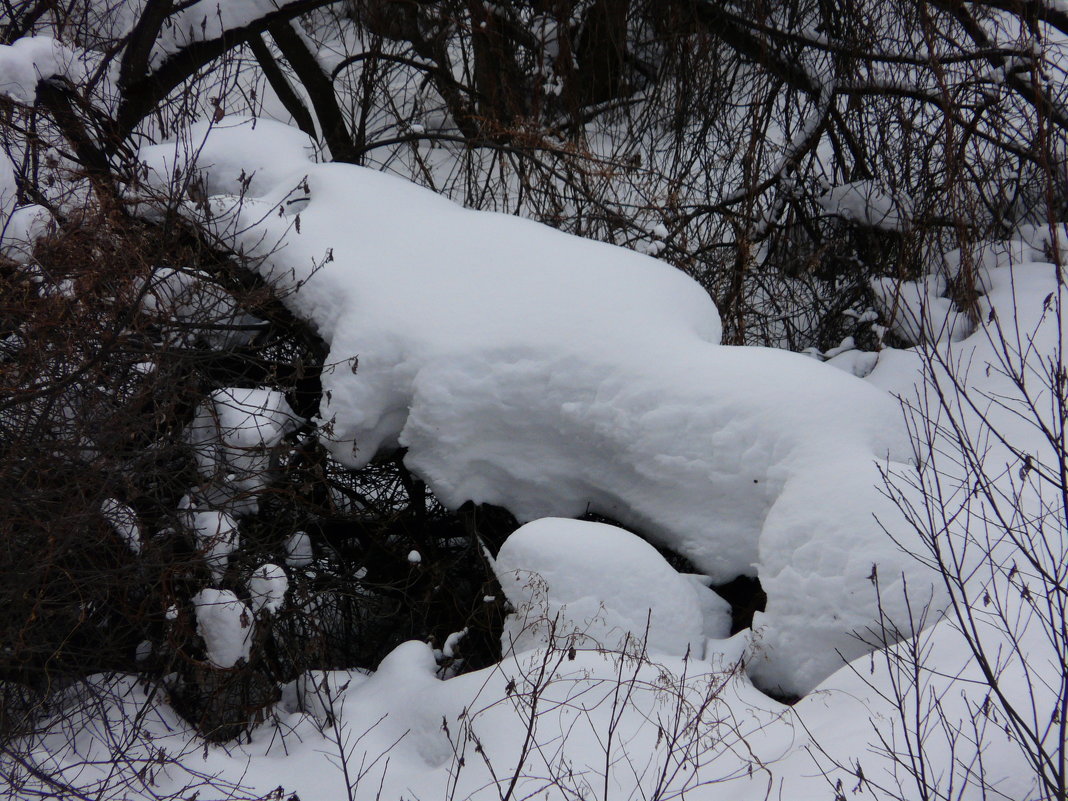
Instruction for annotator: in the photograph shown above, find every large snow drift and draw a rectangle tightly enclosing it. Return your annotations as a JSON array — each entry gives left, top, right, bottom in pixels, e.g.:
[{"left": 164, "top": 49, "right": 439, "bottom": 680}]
[{"left": 140, "top": 117, "right": 931, "bottom": 695}]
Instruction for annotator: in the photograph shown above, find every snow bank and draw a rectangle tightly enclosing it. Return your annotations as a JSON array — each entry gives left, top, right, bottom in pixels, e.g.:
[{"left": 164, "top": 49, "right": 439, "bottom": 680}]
[
  {"left": 14, "top": 235, "right": 1062, "bottom": 797},
  {"left": 140, "top": 117, "right": 932, "bottom": 694},
  {"left": 494, "top": 518, "right": 719, "bottom": 657},
  {"left": 10, "top": 624, "right": 1041, "bottom": 801},
  {"left": 792, "top": 616, "right": 1053, "bottom": 801},
  {"left": 848, "top": 244, "right": 1067, "bottom": 801},
  {"left": 16, "top": 638, "right": 792, "bottom": 801}
]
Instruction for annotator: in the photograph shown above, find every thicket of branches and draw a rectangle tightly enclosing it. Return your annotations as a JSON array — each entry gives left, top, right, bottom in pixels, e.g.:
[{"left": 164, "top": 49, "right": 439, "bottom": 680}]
[{"left": 1, "top": 1, "right": 1066, "bottom": 797}]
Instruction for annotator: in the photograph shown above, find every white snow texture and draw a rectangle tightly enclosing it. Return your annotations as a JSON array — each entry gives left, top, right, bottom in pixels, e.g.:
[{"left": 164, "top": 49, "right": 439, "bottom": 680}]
[
  {"left": 248, "top": 564, "right": 288, "bottom": 614},
  {"left": 186, "top": 387, "right": 301, "bottom": 512},
  {"left": 0, "top": 36, "right": 77, "bottom": 104},
  {"left": 494, "top": 518, "right": 716, "bottom": 657}
]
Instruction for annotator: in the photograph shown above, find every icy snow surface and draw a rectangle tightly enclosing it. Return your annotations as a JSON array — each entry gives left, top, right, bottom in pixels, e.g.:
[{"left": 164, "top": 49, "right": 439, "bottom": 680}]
[{"left": 141, "top": 116, "right": 931, "bottom": 695}]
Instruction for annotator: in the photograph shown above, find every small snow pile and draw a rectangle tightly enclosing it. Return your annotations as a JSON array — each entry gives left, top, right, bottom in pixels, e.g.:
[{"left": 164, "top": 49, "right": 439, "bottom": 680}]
[
  {"left": 1, "top": 204, "right": 52, "bottom": 262},
  {"left": 284, "top": 531, "right": 313, "bottom": 567},
  {"left": 870, "top": 273, "right": 970, "bottom": 345},
  {"left": 941, "top": 237, "right": 1041, "bottom": 294},
  {"left": 100, "top": 498, "right": 141, "bottom": 554},
  {"left": 1016, "top": 221, "right": 1068, "bottom": 263},
  {"left": 248, "top": 563, "right": 287, "bottom": 614},
  {"left": 189, "top": 510, "right": 239, "bottom": 581},
  {"left": 494, "top": 518, "right": 719, "bottom": 657},
  {"left": 817, "top": 180, "right": 911, "bottom": 230},
  {"left": 441, "top": 627, "right": 466, "bottom": 658},
  {"left": 870, "top": 235, "right": 1053, "bottom": 347},
  {"left": 140, "top": 267, "right": 261, "bottom": 348},
  {"left": 192, "top": 589, "right": 253, "bottom": 668},
  {"left": 0, "top": 36, "right": 79, "bottom": 104},
  {"left": 137, "top": 115, "right": 318, "bottom": 201},
  {"left": 140, "top": 117, "right": 934, "bottom": 695},
  {"left": 186, "top": 387, "right": 301, "bottom": 511}
]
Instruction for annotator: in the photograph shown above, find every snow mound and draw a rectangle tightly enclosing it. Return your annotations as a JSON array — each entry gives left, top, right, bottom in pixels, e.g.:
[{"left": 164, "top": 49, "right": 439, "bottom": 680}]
[
  {"left": 141, "top": 267, "right": 261, "bottom": 348},
  {"left": 138, "top": 115, "right": 317, "bottom": 199},
  {"left": 248, "top": 563, "right": 287, "bottom": 614},
  {"left": 870, "top": 273, "right": 970, "bottom": 345},
  {"left": 1, "top": 204, "right": 52, "bottom": 262},
  {"left": 186, "top": 387, "right": 301, "bottom": 511},
  {"left": 0, "top": 36, "right": 78, "bottom": 104},
  {"left": 284, "top": 531, "right": 313, "bottom": 567},
  {"left": 818, "top": 180, "right": 911, "bottom": 230},
  {"left": 494, "top": 518, "right": 711, "bottom": 657},
  {"left": 192, "top": 589, "right": 253, "bottom": 668},
  {"left": 140, "top": 117, "right": 934, "bottom": 695},
  {"left": 0, "top": 152, "right": 15, "bottom": 228},
  {"left": 189, "top": 510, "right": 239, "bottom": 582}
]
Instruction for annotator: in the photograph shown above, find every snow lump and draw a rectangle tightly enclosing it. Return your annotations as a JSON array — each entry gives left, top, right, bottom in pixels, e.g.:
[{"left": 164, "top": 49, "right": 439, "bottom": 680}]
[
  {"left": 192, "top": 589, "right": 253, "bottom": 668},
  {"left": 493, "top": 518, "right": 720, "bottom": 658}
]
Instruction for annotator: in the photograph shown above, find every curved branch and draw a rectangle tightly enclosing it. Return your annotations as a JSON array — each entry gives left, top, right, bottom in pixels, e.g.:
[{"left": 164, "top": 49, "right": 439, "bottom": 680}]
[
  {"left": 113, "top": 0, "right": 342, "bottom": 147},
  {"left": 248, "top": 33, "right": 318, "bottom": 142},
  {"left": 266, "top": 19, "right": 358, "bottom": 163}
]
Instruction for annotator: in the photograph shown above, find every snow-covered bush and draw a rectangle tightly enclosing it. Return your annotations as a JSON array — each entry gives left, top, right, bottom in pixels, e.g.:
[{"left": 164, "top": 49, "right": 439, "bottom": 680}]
[
  {"left": 864, "top": 246, "right": 1068, "bottom": 801},
  {"left": 2, "top": 1, "right": 1068, "bottom": 800}
]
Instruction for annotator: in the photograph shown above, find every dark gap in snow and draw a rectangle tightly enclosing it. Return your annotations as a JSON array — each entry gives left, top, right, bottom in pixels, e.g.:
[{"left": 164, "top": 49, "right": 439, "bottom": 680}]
[
  {"left": 710, "top": 575, "right": 766, "bottom": 636},
  {"left": 761, "top": 686, "right": 802, "bottom": 706},
  {"left": 458, "top": 501, "right": 521, "bottom": 556}
]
